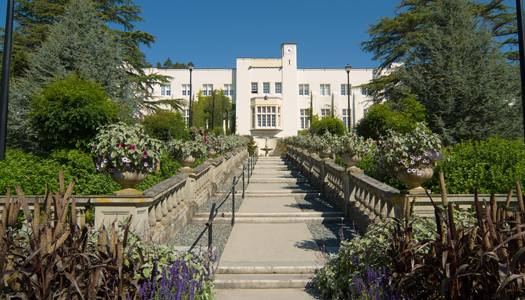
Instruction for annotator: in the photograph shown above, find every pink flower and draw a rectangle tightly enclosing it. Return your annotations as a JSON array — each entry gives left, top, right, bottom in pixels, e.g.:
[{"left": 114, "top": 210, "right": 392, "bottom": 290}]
[
  {"left": 131, "top": 145, "right": 136, "bottom": 150},
  {"left": 446, "top": 148, "right": 451, "bottom": 152}
]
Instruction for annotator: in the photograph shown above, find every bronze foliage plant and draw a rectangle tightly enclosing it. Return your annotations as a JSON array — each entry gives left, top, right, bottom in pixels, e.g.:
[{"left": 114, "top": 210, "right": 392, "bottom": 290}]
[
  {"left": 388, "top": 173, "right": 525, "bottom": 299},
  {"left": 0, "top": 170, "right": 149, "bottom": 299}
]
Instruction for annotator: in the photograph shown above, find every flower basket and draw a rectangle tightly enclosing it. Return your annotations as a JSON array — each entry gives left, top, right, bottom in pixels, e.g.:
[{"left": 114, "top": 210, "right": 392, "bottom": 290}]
[
  {"left": 395, "top": 165, "right": 434, "bottom": 194},
  {"left": 177, "top": 155, "right": 196, "bottom": 172},
  {"left": 340, "top": 153, "right": 362, "bottom": 167},
  {"left": 91, "top": 122, "right": 162, "bottom": 194}
]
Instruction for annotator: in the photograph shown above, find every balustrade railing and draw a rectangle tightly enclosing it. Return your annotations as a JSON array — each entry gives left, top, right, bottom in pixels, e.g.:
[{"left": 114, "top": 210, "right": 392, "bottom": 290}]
[
  {"left": 0, "top": 147, "right": 250, "bottom": 244},
  {"left": 285, "top": 145, "right": 523, "bottom": 232}
]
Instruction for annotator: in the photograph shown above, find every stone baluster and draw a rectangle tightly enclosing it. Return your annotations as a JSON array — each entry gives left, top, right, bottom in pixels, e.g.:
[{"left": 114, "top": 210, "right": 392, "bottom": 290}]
[
  {"left": 161, "top": 198, "right": 168, "bottom": 217},
  {"left": 148, "top": 206, "right": 156, "bottom": 227}
]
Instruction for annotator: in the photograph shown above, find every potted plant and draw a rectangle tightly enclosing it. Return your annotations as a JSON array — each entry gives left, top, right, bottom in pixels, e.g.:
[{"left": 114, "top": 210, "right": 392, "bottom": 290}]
[
  {"left": 374, "top": 123, "right": 444, "bottom": 194},
  {"left": 91, "top": 122, "right": 163, "bottom": 194},
  {"left": 334, "top": 131, "right": 374, "bottom": 167},
  {"left": 168, "top": 134, "right": 208, "bottom": 171}
]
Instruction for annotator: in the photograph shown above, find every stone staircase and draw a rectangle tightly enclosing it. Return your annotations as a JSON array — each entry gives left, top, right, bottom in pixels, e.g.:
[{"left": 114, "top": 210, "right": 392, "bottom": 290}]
[{"left": 213, "top": 156, "right": 342, "bottom": 299}]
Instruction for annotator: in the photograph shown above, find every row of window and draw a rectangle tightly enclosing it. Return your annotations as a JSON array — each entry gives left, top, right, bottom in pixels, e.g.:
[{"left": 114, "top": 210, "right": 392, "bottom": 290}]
[
  {"left": 300, "top": 109, "right": 352, "bottom": 129},
  {"left": 251, "top": 82, "right": 282, "bottom": 94},
  {"left": 251, "top": 106, "right": 282, "bottom": 128},
  {"left": 161, "top": 84, "right": 235, "bottom": 96},
  {"left": 250, "top": 83, "right": 359, "bottom": 96},
  {"left": 160, "top": 83, "right": 359, "bottom": 97}
]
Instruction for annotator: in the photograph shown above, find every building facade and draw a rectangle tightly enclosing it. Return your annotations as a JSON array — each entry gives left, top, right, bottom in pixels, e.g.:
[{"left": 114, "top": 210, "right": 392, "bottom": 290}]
[{"left": 146, "top": 43, "right": 374, "bottom": 155}]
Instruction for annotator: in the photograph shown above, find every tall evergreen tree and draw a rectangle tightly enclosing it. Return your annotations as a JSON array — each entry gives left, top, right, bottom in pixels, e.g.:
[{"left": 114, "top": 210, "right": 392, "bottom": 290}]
[
  {"left": 8, "top": 0, "right": 135, "bottom": 148},
  {"left": 396, "top": 0, "right": 521, "bottom": 144},
  {"left": 359, "top": 0, "right": 517, "bottom": 101},
  {"left": 1, "top": 0, "right": 167, "bottom": 99}
]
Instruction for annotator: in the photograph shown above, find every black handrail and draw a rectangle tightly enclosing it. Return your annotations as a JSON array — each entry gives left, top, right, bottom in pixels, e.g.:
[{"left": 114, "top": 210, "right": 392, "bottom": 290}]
[{"left": 205, "top": 150, "right": 258, "bottom": 248}]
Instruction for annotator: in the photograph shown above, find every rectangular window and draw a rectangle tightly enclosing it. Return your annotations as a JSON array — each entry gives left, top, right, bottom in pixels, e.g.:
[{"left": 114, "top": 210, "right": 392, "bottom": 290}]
[
  {"left": 166, "top": 85, "right": 171, "bottom": 96},
  {"left": 224, "top": 84, "right": 234, "bottom": 96},
  {"left": 320, "top": 84, "right": 330, "bottom": 96},
  {"left": 182, "top": 109, "right": 190, "bottom": 124},
  {"left": 275, "top": 82, "right": 282, "bottom": 94},
  {"left": 342, "top": 109, "right": 351, "bottom": 127},
  {"left": 161, "top": 85, "right": 166, "bottom": 96},
  {"left": 321, "top": 109, "right": 330, "bottom": 119},
  {"left": 341, "top": 84, "right": 349, "bottom": 96},
  {"left": 251, "top": 82, "right": 258, "bottom": 94},
  {"left": 300, "top": 109, "right": 310, "bottom": 129},
  {"left": 263, "top": 82, "right": 270, "bottom": 94},
  {"left": 182, "top": 84, "right": 190, "bottom": 96},
  {"left": 202, "top": 84, "right": 213, "bottom": 96},
  {"left": 299, "top": 84, "right": 309, "bottom": 96},
  {"left": 252, "top": 106, "right": 281, "bottom": 128}
]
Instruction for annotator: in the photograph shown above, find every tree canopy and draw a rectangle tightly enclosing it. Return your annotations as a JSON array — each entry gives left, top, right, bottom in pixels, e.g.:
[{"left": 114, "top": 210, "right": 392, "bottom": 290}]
[
  {"left": 155, "top": 58, "right": 187, "bottom": 69},
  {"left": 360, "top": 0, "right": 518, "bottom": 101},
  {"left": 395, "top": 0, "right": 521, "bottom": 144}
]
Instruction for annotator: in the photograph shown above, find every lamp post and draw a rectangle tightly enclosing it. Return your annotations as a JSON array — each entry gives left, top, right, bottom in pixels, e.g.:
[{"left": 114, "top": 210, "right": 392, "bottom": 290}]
[
  {"left": 515, "top": 0, "right": 525, "bottom": 141},
  {"left": 0, "top": 0, "right": 14, "bottom": 161},
  {"left": 187, "top": 62, "right": 194, "bottom": 128},
  {"left": 345, "top": 64, "right": 352, "bottom": 131}
]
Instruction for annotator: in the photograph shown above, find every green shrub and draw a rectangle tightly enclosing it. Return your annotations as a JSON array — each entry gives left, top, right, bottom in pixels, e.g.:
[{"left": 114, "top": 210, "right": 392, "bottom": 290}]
[
  {"left": 29, "top": 74, "right": 118, "bottom": 150},
  {"left": 0, "top": 149, "right": 186, "bottom": 196},
  {"left": 310, "top": 117, "right": 346, "bottom": 136},
  {"left": 355, "top": 95, "right": 427, "bottom": 140},
  {"left": 141, "top": 109, "right": 189, "bottom": 141},
  {"left": 427, "top": 138, "right": 525, "bottom": 194}
]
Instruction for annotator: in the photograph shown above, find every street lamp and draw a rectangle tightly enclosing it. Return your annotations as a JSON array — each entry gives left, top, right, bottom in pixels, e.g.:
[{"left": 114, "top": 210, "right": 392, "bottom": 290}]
[
  {"left": 0, "top": 0, "right": 14, "bottom": 161},
  {"left": 187, "top": 62, "right": 194, "bottom": 128},
  {"left": 345, "top": 64, "right": 352, "bottom": 131}
]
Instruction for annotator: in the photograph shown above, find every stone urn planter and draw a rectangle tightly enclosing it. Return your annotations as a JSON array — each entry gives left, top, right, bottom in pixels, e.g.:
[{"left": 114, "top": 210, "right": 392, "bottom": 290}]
[
  {"left": 319, "top": 149, "right": 332, "bottom": 159},
  {"left": 340, "top": 153, "right": 362, "bottom": 167},
  {"left": 395, "top": 166, "right": 434, "bottom": 194},
  {"left": 208, "top": 148, "right": 217, "bottom": 159},
  {"left": 177, "top": 155, "right": 196, "bottom": 172},
  {"left": 111, "top": 168, "right": 148, "bottom": 195}
]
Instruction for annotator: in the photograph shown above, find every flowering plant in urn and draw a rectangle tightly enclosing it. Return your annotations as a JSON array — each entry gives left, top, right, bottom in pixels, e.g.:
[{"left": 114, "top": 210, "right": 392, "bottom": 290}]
[
  {"left": 91, "top": 122, "right": 162, "bottom": 175},
  {"left": 374, "top": 123, "right": 444, "bottom": 193},
  {"left": 334, "top": 130, "right": 374, "bottom": 167}
]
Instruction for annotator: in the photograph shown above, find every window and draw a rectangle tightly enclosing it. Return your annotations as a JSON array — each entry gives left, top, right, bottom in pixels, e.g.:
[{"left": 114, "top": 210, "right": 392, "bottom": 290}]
[
  {"left": 320, "top": 84, "right": 330, "bottom": 96},
  {"left": 182, "top": 84, "right": 190, "bottom": 96},
  {"left": 161, "top": 85, "right": 165, "bottom": 96},
  {"left": 300, "top": 109, "right": 310, "bottom": 129},
  {"left": 253, "top": 106, "right": 281, "bottom": 128},
  {"left": 166, "top": 85, "right": 171, "bottom": 96},
  {"left": 321, "top": 109, "right": 330, "bottom": 119},
  {"left": 263, "top": 82, "right": 270, "bottom": 94},
  {"left": 224, "top": 84, "right": 234, "bottom": 96},
  {"left": 202, "top": 84, "right": 213, "bottom": 96},
  {"left": 342, "top": 109, "right": 351, "bottom": 127},
  {"left": 183, "top": 109, "right": 190, "bottom": 124},
  {"left": 341, "top": 84, "right": 350, "bottom": 96},
  {"left": 275, "top": 82, "right": 282, "bottom": 94},
  {"left": 299, "top": 84, "right": 309, "bottom": 96},
  {"left": 251, "top": 82, "right": 258, "bottom": 94}
]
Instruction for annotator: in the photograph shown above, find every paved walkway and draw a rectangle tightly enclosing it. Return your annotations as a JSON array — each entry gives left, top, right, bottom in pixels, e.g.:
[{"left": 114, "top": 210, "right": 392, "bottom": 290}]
[{"left": 211, "top": 156, "right": 342, "bottom": 299}]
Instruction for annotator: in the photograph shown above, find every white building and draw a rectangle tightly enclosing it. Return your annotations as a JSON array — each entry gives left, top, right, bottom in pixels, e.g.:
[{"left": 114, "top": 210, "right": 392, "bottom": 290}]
[{"left": 146, "top": 44, "right": 374, "bottom": 155}]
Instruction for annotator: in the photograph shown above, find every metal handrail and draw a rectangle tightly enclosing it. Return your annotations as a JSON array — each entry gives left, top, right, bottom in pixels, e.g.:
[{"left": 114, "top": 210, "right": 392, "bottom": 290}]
[{"left": 205, "top": 149, "right": 258, "bottom": 248}]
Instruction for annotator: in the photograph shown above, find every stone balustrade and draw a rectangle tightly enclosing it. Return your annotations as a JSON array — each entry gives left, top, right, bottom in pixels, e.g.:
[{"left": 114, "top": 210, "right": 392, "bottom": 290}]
[
  {"left": 0, "top": 148, "right": 249, "bottom": 244},
  {"left": 286, "top": 145, "right": 522, "bottom": 232}
]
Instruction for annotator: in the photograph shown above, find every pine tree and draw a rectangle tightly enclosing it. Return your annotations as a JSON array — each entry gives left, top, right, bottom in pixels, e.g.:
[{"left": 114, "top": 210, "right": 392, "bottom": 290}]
[
  {"left": 8, "top": 0, "right": 135, "bottom": 149},
  {"left": 396, "top": 0, "right": 521, "bottom": 144},
  {"left": 359, "top": 0, "right": 517, "bottom": 101}
]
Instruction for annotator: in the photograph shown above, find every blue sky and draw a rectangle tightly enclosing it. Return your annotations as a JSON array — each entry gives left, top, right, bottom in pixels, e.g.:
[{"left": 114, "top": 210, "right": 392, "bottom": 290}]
[
  {"left": 127, "top": 0, "right": 399, "bottom": 69},
  {"left": 0, "top": 0, "right": 400, "bottom": 69}
]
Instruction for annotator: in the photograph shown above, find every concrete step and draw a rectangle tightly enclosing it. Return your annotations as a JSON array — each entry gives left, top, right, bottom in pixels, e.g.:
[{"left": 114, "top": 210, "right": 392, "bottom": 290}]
[
  {"left": 195, "top": 212, "right": 344, "bottom": 218},
  {"left": 254, "top": 165, "right": 297, "bottom": 170},
  {"left": 216, "top": 266, "right": 316, "bottom": 274},
  {"left": 215, "top": 288, "right": 320, "bottom": 300},
  {"left": 249, "top": 178, "right": 308, "bottom": 183},
  {"left": 215, "top": 274, "right": 313, "bottom": 289},
  {"left": 192, "top": 216, "right": 344, "bottom": 224},
  {"left": 239, "top": 192, "right": 321, "bottom": 198},
  {"left": 242, "top": 189, "right": 320, "bottom": 195}
]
